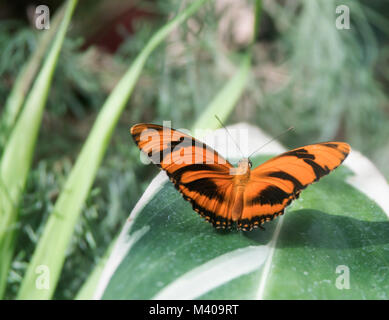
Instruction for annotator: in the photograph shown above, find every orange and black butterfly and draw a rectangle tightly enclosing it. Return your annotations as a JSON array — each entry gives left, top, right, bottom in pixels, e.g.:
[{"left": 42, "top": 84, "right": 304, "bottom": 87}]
[{"left": 131, "top": 124, "right": 350, "bottom": 231}]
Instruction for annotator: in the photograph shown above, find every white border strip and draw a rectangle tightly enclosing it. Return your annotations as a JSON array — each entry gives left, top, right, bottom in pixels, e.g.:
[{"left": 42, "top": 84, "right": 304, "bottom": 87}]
[
  {"left": 344, "top": 150, "right": 389, "bottom": 218},
  {"left": 93, "top": 225, "right": 150, "bottom": 299},
  {"left": 93, "top": 172, "right": 167, "bottom": 299},
  {"left": 256, "top": 215, "right": 284, "bottom": 299},
  {"left": 152, "top": 245, "right": 269, "bottom": 300}
]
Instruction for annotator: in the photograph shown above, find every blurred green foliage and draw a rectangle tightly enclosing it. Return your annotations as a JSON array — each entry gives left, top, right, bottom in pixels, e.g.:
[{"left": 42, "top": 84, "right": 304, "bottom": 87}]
[
  {"left": 0, "top": 0, "right": 388, "bottom": 299},
  {"left": 257, "top": 0, "right": 389, "bottom": 174}
]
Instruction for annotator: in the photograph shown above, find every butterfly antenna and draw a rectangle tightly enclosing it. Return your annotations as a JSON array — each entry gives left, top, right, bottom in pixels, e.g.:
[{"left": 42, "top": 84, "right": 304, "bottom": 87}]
[
  {"left": 248, "top": 126, "right": 294, "bottom": 159},
  {"left": 214, "top": 115, "right": 245, "bottom": 158}
]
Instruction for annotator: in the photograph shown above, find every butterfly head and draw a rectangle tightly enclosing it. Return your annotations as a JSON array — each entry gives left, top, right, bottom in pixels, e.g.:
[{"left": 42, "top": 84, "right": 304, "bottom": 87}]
[
  {"left": 238, "top": 158, "right": 252, "bottom": 167},
  {"left": 237, "top": 158, "right": 252, "bottom": 172}
]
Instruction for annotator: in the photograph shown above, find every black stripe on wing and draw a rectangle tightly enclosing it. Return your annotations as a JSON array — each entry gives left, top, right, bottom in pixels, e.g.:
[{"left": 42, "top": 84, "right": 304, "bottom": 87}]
[
  {"left": 251, "top": 185, "right": 291, "bottom": 206},
  {"left": 165, "top": 163, "right": 234, "bottom": 228}
]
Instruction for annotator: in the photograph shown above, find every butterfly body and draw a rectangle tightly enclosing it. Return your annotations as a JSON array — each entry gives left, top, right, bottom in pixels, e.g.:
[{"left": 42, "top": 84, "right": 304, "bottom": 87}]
[
  {"left": 231, "top": 159, "right": 251, "bottom": 221},
  {"left": 131, "top": 124, "right": 350, "bottom": 231}
]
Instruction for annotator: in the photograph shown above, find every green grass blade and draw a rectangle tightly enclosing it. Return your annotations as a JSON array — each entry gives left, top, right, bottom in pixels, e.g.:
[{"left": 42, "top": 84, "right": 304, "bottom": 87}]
[
  {"left": 17, "top": 0, "right": 210, "bottom": 300},
  {"left": 0, "top": 4, "right": 66, "bottom": 148},
  {"left": 0, "top": 0, "right": 78, "bottom": 298}
]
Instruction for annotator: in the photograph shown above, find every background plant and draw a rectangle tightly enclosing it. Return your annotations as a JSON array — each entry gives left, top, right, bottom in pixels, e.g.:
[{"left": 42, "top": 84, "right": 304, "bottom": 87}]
[{"left": 0, "top": 0, "right": 388, "bottom": 299}]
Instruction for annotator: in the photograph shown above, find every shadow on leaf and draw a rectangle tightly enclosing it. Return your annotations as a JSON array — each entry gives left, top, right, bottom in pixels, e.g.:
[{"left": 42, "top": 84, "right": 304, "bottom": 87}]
[{"left": 275, "top": 209, "right": 389, "bottom": 249}]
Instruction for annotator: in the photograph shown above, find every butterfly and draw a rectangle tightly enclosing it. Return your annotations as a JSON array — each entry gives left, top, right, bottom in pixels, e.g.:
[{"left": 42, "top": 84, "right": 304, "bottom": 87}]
[{"left": 131, "top": 123, "right": 350, "bottom": 231}]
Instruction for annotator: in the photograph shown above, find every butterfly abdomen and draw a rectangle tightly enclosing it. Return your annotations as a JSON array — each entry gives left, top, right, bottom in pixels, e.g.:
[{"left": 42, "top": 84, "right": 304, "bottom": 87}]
[
  {"left": 231, "top": 186, "right": 245, "bottom": 221},
  {"left": 230, "top": 158, "right": 252, "bottom": 221}
]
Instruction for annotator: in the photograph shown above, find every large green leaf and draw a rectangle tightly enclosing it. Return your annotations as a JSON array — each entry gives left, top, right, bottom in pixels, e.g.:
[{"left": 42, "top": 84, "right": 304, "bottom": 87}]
[{"left": 95, "top": 123, "right": 389, "bottom": 299}]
